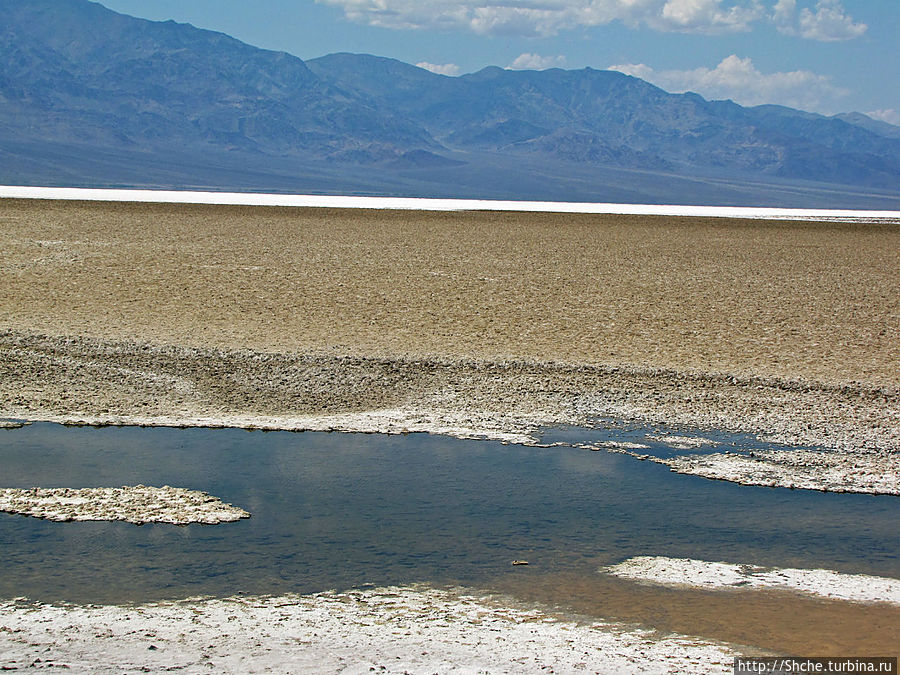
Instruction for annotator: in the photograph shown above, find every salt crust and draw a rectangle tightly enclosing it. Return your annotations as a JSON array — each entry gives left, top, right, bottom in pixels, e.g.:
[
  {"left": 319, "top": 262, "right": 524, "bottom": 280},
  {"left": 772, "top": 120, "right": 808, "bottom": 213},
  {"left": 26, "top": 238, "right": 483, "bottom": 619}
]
[
  {"left": 0, "top": 486, "right": 250, "bottom": 525},
  {"left": 583, "top": 440, "right": 651, "bottom": 451},
  {"left": 0, "top": 585, "right": 736, "bottom": 674},
  {"left": 660, "top": 450, "right": 900, "bottom": 495},
  {"left": 601, "top": 444, "right": 900, "bottom": 496},
  {"left": 2, "top": 185, "right": 898, "bottom": 222},
  {"left": 602, "top": 557, "right": 900, "bottom": 606}
]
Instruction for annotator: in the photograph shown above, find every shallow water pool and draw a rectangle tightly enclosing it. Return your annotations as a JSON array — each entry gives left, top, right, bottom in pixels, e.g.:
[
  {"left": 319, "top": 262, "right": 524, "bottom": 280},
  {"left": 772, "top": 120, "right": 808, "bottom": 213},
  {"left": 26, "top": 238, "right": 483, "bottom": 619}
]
[{"left": 0, "top": 422, "right": 897, "bottom": 605}]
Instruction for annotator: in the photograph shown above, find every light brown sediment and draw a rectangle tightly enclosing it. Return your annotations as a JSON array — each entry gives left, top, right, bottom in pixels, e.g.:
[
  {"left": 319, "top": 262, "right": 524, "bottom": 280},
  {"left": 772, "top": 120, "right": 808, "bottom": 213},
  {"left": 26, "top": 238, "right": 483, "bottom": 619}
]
[
  {"left": 494, "top": 570, "right": 900, "bottom": 659},
  {"left": 2, "top": 199, "right": 899, "bottom": 386},
  {"left": 0, "top": 198, "right": 898, "bottom": 493}
]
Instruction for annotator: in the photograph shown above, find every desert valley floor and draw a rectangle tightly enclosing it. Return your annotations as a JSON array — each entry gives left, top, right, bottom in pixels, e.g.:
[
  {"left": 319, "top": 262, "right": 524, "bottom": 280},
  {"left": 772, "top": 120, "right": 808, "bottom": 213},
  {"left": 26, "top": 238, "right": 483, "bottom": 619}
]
[{"left": 1, "top": 197, "right": 898, "bottom": 671}]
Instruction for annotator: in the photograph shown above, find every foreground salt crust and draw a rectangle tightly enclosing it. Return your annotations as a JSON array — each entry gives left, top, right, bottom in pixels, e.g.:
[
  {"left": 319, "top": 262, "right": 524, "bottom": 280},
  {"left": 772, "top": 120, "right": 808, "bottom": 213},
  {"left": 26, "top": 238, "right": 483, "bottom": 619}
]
[
  {"left": 602, "top": 557, "right": 900, "bottom": 606},
  {"left": 0, "top": 585, "right": 736, "bottom": 674},
  {"left": 0, "top": 486, "right": 250, "bottom": 525}
]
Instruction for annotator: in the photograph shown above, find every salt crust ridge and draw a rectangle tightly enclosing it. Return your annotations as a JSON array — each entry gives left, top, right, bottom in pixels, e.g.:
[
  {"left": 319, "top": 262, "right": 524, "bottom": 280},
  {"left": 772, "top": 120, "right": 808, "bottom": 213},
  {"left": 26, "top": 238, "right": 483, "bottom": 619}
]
[
  {"left": 0, "top": 486, "right": 250, "bottom": 525},
  {"left": 602, "top": 556, "right": 900, "bottom": 606},
  {"left": 0, "top": 584, "right": 737, "bottom": 674}
]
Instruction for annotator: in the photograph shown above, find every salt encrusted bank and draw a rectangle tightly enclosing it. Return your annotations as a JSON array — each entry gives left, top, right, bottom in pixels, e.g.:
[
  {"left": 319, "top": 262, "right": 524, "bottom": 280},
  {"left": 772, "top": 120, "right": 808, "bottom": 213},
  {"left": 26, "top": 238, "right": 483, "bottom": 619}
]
[
  {"left": 602, "top": 557, "right": 900, "bottom": 606},
  {"left": 658, "top": 449, "right": 900, "bottom": 495},
  {"left": 646, "top": 434, "right": 718, "bottom": 449},
  {"left": 0, "top": 584, "right": 738, "bottom": 674},
  {"left": 598, "top": 443, "right": 900, "bottom": 495},
  {"left": 0, "top": 486, "right": 250, "bottom": 525}
]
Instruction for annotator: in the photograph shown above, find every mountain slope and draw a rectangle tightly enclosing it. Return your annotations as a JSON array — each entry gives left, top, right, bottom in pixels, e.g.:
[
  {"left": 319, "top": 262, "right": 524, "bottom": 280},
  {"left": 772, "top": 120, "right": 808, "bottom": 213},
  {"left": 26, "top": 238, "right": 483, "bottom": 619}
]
[
  {"left": 833, "top": 112, "right": 900, "bottom": 140},
  {"left": 309, "top": 53, "right": 900, "bottom": 186},
  {"left": 0, "top": 0, "right": 436, "bottom": 161}
]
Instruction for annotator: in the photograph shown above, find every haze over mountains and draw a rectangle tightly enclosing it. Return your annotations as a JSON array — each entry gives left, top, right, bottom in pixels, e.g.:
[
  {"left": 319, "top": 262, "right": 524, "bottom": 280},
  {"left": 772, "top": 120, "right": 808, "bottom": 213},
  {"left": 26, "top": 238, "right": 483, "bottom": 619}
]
[{"left": 2, "top": 0, "right": 898, "bottom": 207}]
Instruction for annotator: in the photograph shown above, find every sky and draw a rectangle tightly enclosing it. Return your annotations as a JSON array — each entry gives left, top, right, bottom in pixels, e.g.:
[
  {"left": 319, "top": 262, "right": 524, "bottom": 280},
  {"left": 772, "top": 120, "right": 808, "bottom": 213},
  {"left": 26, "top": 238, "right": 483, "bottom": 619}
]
[{"left": 99, "top": 0, "right": 899, "bottom": 122}]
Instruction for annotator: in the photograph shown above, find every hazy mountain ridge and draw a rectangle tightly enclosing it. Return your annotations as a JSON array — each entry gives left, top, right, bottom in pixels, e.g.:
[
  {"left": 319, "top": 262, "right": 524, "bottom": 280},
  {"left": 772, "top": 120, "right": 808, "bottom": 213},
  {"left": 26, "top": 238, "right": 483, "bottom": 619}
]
[
  {"left": 833, "top": 112, "right": 900, "bottom": 140},
  {"left": 1, "top": 0, "right": 898, "bottom": 205},
  {"left": 0, "top": 0, "right": 434, "bottom": 160},
  {"left": 309, "top": 53, "right": 900, "bottom": 184}
]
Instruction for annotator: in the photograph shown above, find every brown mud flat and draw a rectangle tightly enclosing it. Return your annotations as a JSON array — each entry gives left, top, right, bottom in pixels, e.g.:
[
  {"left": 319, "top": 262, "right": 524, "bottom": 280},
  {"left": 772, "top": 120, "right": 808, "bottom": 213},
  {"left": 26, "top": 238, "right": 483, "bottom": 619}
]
[{"left": 1, "top": 199, "right": 898, "bottom": 386}]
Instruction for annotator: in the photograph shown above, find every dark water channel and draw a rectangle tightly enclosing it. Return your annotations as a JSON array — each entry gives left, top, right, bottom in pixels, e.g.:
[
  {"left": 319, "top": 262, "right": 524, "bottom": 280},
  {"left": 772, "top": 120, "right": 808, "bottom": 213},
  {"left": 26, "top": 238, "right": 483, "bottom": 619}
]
[{"left": 1, "top": 422, "right": 898, "bottom": 605}]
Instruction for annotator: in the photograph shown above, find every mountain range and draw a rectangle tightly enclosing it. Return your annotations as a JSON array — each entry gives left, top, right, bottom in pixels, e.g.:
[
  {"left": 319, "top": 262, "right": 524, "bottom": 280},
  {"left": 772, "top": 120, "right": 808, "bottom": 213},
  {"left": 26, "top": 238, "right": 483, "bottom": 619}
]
[{"left": 2, "top": 0, "right": 898, "bottom": 208}]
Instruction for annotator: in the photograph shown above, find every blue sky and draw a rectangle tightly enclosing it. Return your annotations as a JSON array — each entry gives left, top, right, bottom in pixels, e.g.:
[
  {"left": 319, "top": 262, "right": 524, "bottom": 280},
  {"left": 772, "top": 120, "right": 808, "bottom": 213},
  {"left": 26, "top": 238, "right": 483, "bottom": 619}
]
[{"left": 100, "top": 0, "right": 898, "bottom": 122}]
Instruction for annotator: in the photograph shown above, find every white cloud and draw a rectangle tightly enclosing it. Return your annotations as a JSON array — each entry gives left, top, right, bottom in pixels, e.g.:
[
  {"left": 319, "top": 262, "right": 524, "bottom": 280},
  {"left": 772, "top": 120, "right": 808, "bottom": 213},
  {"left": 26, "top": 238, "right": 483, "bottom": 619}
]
[
  {"left": 508, "top": 53, "right": 567, "bottom": 70},
  {"left": 609, "top": 54, "right": 849, "bottom": 113},
  {"left": 866, "top": 109, "right": 900, "bottom": 126},
  {"left": 772, "top": 0, "right": 866, "bottom": 41},
  {"left": 610, "top": 62, "right": 656, "bottom": 80},
  {"left": 316, "top": 0, "right": 763, "bottom": 37},
  {"left": 416, "top": 61, "right": 461, "bottom": 76},
  {"left": 771, "top": 0, "right": 796, "bottom": 33},
  {"left": 799, "top": 0, "right": 866, "bottom": 40},
  {"left": 655, "top": 0, "right": 764, "bottom": 33}
]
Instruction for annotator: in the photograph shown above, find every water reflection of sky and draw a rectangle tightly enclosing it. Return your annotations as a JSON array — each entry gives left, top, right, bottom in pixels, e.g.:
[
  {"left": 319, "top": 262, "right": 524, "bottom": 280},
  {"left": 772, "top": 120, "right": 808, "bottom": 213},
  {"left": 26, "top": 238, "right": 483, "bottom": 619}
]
[{"left": 1, "top": 423, "right": 897, "bottom": 604}]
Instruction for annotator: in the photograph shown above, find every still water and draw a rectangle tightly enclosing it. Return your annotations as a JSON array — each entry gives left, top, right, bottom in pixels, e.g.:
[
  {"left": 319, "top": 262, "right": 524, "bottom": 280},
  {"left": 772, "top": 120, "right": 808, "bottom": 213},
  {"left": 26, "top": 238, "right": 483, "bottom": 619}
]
[{"left": 0, "top": 422, "right": 898, "bottom": 605}]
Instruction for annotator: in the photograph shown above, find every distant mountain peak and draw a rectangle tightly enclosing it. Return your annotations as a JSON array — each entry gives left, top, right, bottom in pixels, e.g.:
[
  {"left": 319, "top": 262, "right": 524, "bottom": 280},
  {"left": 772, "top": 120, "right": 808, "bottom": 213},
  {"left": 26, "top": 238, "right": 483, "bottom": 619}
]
[{"left": 833, "top": 112, "right": 900, "bottom": 139}]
